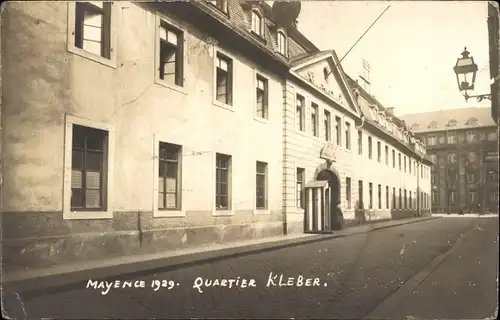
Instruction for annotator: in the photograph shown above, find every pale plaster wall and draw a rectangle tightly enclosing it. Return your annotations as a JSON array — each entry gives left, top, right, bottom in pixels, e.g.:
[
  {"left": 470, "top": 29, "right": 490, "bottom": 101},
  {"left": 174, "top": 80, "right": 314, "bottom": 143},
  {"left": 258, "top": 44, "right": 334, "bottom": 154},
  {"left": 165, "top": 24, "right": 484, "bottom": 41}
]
[{"left": 2, "top": 1, "right": 283, "bottom": 215}]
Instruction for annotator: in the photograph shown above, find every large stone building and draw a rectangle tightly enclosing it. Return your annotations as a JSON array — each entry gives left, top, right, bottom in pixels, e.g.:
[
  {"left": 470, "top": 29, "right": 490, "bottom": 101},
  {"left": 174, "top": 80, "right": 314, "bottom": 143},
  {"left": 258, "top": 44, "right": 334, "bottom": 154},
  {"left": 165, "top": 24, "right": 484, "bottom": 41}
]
[
  {"left": 1, "top": 0, "right": 432, "bottom": 274},
  {"left": 401, "top": 107, "right": 499, "bottom": 214}
]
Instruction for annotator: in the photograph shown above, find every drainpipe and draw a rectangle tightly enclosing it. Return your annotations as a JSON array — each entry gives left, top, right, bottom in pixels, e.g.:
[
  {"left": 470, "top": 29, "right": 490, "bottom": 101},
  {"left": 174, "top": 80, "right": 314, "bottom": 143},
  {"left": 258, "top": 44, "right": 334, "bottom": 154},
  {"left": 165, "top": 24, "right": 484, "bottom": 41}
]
[{"left": 356, "top": 115, "right": 366, "bottom": 129}]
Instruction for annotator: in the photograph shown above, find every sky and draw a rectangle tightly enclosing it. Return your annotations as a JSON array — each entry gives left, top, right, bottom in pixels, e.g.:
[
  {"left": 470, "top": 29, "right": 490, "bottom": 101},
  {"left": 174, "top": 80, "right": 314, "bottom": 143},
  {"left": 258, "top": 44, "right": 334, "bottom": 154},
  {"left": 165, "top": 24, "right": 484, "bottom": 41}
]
[{"left": 271, "top": 0, "right": 492, "bottom": 116}]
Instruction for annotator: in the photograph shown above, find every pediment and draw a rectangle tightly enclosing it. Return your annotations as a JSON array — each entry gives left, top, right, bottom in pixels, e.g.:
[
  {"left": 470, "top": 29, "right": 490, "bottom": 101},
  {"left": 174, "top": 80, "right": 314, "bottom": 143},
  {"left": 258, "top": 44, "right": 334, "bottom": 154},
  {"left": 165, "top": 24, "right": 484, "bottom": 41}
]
[{"left": 291, "top": 52, "right": 361, "bottom": 117}]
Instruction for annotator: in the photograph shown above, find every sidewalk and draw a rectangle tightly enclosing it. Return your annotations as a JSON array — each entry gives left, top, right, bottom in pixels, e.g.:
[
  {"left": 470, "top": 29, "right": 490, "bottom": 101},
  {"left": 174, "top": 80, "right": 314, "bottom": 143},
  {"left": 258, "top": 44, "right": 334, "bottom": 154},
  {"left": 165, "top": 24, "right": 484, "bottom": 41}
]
[{"left": 3, "top": 216, "right": 437, "bottom": 292}]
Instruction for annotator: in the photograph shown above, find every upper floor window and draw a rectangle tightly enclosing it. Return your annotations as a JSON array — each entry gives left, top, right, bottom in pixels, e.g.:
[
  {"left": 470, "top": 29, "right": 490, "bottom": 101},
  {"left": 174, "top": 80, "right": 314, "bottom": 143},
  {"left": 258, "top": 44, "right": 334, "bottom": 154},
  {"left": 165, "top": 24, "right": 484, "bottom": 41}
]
[
  {"left": 335, "top": 116, "right": 342, "bottom": 146},
  {"left": 385, "top": 145, "right": 389, "bottom": 165},
  {"left": 324, "top": 110, "right": 331, "bottom": 141},
  {"left": 427, "top": 135, "right": 437, "bottom": 145},
  {"left": 447, "top": 131, "right": 456, "bottom": 144},
  {"left": 429, "top": 121, "right": 438, "bottom": 129},
  {"left": 392, "top": 149, "right": 395, "bottom": 168},
  {"left": 448, "top": 119, "right": 457, "bottom": 127},
  {"left": 438, "top": 135, "right": 445, "bottom": 144},
  {"left": 368, "top": 136, "right": 373, "bottom": 159},
  {"left": 256, "top": 75, "right": 268, "bottom": 119},
  {"left": 377, "top": 141, "right": 381, "bottom": 162},
  {"left": 208, "top": 0, "right": 228, "bottom": 13},
  {"left": 296, "top": 94, "right": 305, "bottom": 131},
  {"left": 311, "top": 103, "right": 319, "bottom": 137},
  {"left": 277, "top": 31, "right": 287, "bottom": 56},
  {"left": 345, "top": 122, "right": 351, "bottom": 150},
  {"left": 251, "top": 11, "right": 263, "bottom": 37},
  {"left": 358, "top": 130, "right": 362, "bottom": 155},
  {"left": 74, "top": 1, "right": 112, "bottom": 59},
  {"left": 216, "top": 53, "right": 233, "bottom": 105},
  {"left": 466, "top": 131, "right": 477, "bottom": 142},
  {"left": 466, "top": 117, "right": 478, "bottom": 126},
  {"left": 448, "top": 152, "right": 457, "bottom": 164},
  {"left": 158, "top": 21, "right": 184, "bottom": 87},
  {"left": 487, "top": 132, "right": 498, "bottom": 141}
]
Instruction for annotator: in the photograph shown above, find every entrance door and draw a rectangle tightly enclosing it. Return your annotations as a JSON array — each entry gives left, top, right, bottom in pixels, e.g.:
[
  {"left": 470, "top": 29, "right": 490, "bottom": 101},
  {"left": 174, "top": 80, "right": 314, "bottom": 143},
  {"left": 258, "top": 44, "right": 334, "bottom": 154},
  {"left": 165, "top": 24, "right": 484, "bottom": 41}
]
[{"left": 317, "top": 169, "right": 342, "bottom": 230}]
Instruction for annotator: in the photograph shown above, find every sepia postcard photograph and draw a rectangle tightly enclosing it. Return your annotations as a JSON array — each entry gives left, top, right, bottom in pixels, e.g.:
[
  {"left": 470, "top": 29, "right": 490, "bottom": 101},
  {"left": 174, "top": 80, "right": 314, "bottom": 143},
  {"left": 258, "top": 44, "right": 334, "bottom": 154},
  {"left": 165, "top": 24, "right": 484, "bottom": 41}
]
[{"left": 1, "top": 0, "right": 499, "bottom": 319}]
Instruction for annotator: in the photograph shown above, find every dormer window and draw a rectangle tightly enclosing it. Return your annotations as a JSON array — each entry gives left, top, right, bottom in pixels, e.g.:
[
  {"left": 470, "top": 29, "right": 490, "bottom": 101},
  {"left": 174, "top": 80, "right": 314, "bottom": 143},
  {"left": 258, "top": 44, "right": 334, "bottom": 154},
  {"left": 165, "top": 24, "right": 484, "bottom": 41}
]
[
  {"left": 411, "top": 123, "right": 420, "bottom": 130},
  {"left": 251, "top": 10, "right": 263, "bottom": 36},
  {"left": 466, "top": 117, "right": 478, "bottom": 125},
  {"left": 208, "top": 0, "right": 228, "bottom": 13},
  {"left": 448, "top": 119, "right": 457, "bottom": 127},
  {"left": 277, "top": 31, "right": 287, "bottom": 56},
  {"left": 429, "top": 121, "right": 438, "bottom": 129}
]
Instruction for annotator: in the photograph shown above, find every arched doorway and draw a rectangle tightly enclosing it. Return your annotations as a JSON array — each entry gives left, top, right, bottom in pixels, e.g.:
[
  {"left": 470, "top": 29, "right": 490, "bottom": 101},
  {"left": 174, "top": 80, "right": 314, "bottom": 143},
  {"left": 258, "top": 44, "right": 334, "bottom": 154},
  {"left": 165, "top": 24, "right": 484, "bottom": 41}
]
[{"left": 316, "top": 169, "right": 343, "bottom": 230}]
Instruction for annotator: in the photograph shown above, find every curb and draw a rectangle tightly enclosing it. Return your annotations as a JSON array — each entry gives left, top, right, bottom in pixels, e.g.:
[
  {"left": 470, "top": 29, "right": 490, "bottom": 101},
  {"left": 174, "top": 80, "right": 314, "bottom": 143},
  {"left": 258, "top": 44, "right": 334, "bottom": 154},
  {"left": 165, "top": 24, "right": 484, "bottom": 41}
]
[{"left": 4, "top": 216, "right": 437, "bottom": 294}]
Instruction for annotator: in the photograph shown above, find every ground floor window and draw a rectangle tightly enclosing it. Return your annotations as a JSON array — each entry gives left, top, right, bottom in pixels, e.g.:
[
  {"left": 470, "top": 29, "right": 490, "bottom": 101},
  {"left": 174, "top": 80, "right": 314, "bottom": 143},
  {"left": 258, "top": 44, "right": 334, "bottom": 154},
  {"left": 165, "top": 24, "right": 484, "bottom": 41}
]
[{"left": 216, "top": 153, "right": 231, "bottom": 209}]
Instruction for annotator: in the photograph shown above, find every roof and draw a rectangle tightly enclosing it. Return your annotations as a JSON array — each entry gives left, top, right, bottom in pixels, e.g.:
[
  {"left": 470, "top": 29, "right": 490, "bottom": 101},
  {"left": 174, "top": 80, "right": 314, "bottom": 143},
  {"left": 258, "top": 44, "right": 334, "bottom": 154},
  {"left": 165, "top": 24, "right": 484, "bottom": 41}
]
[
  {"left": 290, "top": 49, "right": 335, "bottom": 67},
  {"left": 399, "top": 107, "right": 496, "bottom": 133}
]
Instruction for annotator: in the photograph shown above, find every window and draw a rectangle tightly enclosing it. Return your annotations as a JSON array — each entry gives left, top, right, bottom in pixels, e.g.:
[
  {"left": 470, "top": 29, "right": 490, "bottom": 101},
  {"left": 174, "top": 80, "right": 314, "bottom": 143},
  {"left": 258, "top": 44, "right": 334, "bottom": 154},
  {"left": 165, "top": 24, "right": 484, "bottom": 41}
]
[
  {"left": 448, "top": 119, "right": 457, "bottom": 127},
  {"left": 467, "top": 172, "right": 476, "bottom": 184},
  {"left": 385, "top": 145, "right": 389, "bottom": 165},
  {"left": 450, "top": 191, "right": 457, "bottom": 203},
  {"left": 311, "top": 103, "right": 319, "bottom": 137},
  {"left": 71, "top": 125, "right": 108, "bottom": 211},
  {"left": 404, "top": 189, "right": 407, "bottom": 208},
  {"left": 215, "top": 153, "right": 231, "bottom": 209},
  {"left": 409, "top": 159, "right": 412, "bottom": 174},
  {"left": 467, "top": 152, "right": 477, "bottom": 163},
  {"left": 431, "top": 175, "right": 436, "bottom": 184},
  {"left": 428, "top": 135, "right": 437, "bottom": 145},
  {"left": 158, "top": 21, "right": 184, "bottom": 86},
  {"left": 368, "top": 183, "right": 373, "bottom": 209},
  {"left": 345, "top": 122, "right": 351, "bottom": 150},
  {"left": 256, "top": 161, "right": 268, "bottom": 209},
  {"left": 398, "top": 188, "right": 402, "bottom": 208},
  {"left": 392, "top": 149, "right": 395, "bottom": 168},
  {"left": 438, "top": 135, "right": 445, "bottom": 144},
  {"left": 432, "top": 189, "right": 437, "bottom": 204},
  {"left": 458, "top": 132, "right": 465, "bottom": 143},
  {"left": 447, "top": 153, "right": 457, "bottom": 164},
  {"left": 469, "top": 191, "right": 477, "bottom": 203},
  {"left": 393, "top": 187, "right": 396, "bottom": 208},
  {"left": 335, "top": 116, "right": 342, "bottom": 146},
  {"left": 296, "top": 168, "right": 305, "bottom": 209},
  {"left": 466, "top": 131, "right": 477, "bottom": 142},
  {"left": 411, "top": 123, "right": 420, "bottom": 130},
  {"left": 466, "top": 117, "right": 478, "bottom": 125},
  {"left": 429, "top": 154, "right": 437, "bottom": 164},
  {"left": 429, "top": 121, "right": 438, "bottom": 129},
  {"left": 74, "top": 1, "right": 112, "bottom": 59},
  {"left": 296, "top": 94, "right": 305, "bottom": 131},
  {"left": 447, "top": 132, "right": 457, "bottom": 144},
  {"left": 277, "top": 31, "right": 287, "bottom": 56},
  {"left": 358, "top": 130, "right": 363, "bottom": 155},
  {"left": 346, "top": 177, "right": 351, "bottom": 209},
  {"left": 324, "top": 110, "right": 331, "bottom": 141},
  {"left": 358, "top": 180, "right": 364, "bottom": 209},
  {"left": 378, "top": 184, "right": 382, "bottom": 209},
  {"left": 251, "top": 11, "right": 263, "bottom": 36},
  {"left": 377, "top": 141, "right": 381, "bottom": 162},
  {"left": 487, "top": 132, "right": 498, "bottom": 141},
  {"left": 208, "top": 0, "right": 228, "bottom": 13},
  {"left": 256, "top": 75, "right": 268, "bottom": 119},
  {"left": 158, "top": 142, "right": 182, "bottom": 210},
  {"left": 404, "top": 156, "right": 407, "bottom": 172},
  {"left": 216, "top": 53, "right": 233, "bottom": 105},
  {"left": 368, "top": 136, "right": 373, "bottom": 159},
  {"left": 385, "top": 186, "right": 389, "bottom": 209},
  {"left": 398, "top": 153, "right": 401, "bottom": 170}
]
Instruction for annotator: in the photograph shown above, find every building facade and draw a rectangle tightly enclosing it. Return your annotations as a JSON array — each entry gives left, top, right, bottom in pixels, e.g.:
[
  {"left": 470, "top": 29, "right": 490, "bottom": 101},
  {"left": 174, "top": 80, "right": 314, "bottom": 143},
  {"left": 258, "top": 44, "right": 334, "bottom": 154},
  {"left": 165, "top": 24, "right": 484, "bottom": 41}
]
[
  {"left": 401, "top": 108, "right": 499, "bottom": 214},
  {"left": 2, "top": 0, "right": 431, "bottom": 273}
]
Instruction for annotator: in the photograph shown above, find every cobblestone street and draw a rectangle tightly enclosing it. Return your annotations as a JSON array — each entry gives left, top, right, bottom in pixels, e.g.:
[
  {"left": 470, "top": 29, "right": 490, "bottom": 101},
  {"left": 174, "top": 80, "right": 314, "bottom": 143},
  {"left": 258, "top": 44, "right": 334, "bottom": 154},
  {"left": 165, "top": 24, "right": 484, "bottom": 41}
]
[{"left": 4, "top": 217, "right": 498, "bottom": 319}]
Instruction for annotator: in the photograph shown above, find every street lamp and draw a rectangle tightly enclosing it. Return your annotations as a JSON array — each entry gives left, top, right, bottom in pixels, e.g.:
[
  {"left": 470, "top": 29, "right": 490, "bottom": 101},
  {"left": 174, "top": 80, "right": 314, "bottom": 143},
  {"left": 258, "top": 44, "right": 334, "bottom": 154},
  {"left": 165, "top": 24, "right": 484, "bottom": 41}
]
[{"left": 453, "top": 47, "right": 492, "bottom": 102}]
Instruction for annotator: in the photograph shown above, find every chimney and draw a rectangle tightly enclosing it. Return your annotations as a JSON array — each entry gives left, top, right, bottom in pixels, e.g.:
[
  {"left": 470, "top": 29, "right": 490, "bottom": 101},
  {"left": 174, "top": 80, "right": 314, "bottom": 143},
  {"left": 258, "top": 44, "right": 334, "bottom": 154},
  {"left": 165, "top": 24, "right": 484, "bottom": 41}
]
[{"left": 386, "top": 107, "right": 395, "bottom": 116}]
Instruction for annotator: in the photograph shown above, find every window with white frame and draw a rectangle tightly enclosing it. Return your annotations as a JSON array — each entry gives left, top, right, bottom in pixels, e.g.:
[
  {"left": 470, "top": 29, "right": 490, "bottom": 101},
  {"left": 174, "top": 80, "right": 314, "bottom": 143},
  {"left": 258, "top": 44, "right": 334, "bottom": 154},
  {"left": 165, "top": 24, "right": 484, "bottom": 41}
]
[
  {"left": 74, "top": 1, "right": 112, "bottom": 59},
  {"left": 277, "top": 31, "right": 287, "bottom": 56},
  {"left": 256, "top": 161, "right": 268, "bottom": 209},
  {"left": 346, "top": 177, "right": 351, "bottom": 209},
  {"left": 377, "top": 141, "right": 381, "bottom": 162},
  {"left": 158, "top": 142, "right": 182, "bottom": 210},
  {"left": 427, "top": 135, "right": 437, "bottom": 145},
  {"left": 296, "top": 168, "right": 305, "bottom": 209},
  {"left": 215, "top": 153, "right": 231, "bottom": 209},
  {"left": 216, "top": 53, "right": 233, "bottom": 105},
  {"left": 251, "top": 10, "right": 263, "bottom": 36},
  {"left": 208, "top": 0, "right": 228, "bottom": 13},
  {"left": 256, "top": 75, "right": 269, "bottom": 119},
  {"left": 324, "top": 110, "right": 331, "bottom": 141},
  {"left": 392, "top": 149, "right": 395, "bottom": 168},
  {"left": 335, "top": 116, "right": 342, "bottom": 146},
  {"left": 378, "top": 184, "right": 382, "bottom": 209},
  {"left": 358, "top": 130, "right": 362, "bottom": 155},
  {"left": 369, "top": 182, "right": 373, "bottom": 209},
  {"left": 296, "top": 94, "right": 305, "bottom": 131},
  {"left": 158, "top": 20, "right": 184, "bottom": 86},
  {"left": 385, "top": 186, "right": 389, "bottom": 209},
  {"left": 71, "top": 125, "right": 109, "bottom": 211},
  {"left": 447, "top": 152, "right": 457, "bottom": 164},
  {"left": 385, "top": 145, "right": 389, "bottom": 165},
  {"left": 368, "top": 136, "right": 372, "bottom": 159},
  {"left": 345, "top": 122, "right": 351, "bottom": 150},
  {"left": 466, "top": 131, "right": 477, "bottom": 142},
  {"left": 447, "top": 131, "right": 456, "bottom": 144}
]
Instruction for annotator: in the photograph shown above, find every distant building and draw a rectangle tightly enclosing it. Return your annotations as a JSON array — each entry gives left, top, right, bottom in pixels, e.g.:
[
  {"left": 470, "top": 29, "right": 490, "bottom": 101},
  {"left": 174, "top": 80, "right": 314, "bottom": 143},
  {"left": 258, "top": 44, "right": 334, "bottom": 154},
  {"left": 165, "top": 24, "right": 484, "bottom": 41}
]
[
  {"left": 1, "top": 0, "right": 432, "bottom": 274},
  {"left": 401, "top": 107, "right": 499, "bottom": 214},
  {"left": 488, "top": 1, "right": 499, "bottom": 125}
]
